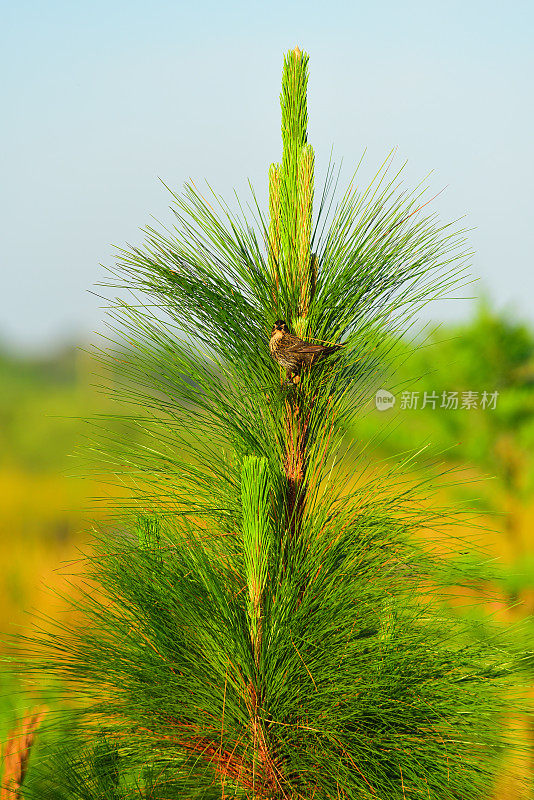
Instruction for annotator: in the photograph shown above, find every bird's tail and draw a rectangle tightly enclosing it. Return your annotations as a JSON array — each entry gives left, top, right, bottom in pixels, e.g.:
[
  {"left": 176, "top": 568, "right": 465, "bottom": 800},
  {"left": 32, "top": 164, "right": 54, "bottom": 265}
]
[{"left": 322, "top": 344, "right": 343, "bottom": 357}]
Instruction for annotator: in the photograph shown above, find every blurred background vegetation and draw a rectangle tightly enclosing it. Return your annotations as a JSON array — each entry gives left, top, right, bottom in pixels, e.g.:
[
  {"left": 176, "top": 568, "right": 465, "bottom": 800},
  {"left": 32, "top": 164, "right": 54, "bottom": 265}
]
[{"left": 1, "top": 300, "right": 533, "bottom": 798}]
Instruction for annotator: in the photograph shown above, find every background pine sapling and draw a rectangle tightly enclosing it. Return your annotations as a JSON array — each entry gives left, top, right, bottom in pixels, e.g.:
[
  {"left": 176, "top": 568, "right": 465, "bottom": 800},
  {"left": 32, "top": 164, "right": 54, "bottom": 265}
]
[{"left": 16, "top": 46, "right": 521, "bottom": 800}]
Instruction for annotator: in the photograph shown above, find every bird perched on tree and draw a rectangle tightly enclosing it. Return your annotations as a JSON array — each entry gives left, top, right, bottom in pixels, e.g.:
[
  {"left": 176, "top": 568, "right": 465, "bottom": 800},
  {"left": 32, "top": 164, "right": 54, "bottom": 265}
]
[{"left": 269, "top": 320, "right": 342, "bottom": 384}]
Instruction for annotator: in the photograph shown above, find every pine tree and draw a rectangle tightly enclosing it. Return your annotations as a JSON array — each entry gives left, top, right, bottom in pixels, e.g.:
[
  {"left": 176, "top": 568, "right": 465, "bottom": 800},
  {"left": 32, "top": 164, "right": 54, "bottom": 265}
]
[{"left": 19, "top": 47, "right": 519, "bottom": 800}]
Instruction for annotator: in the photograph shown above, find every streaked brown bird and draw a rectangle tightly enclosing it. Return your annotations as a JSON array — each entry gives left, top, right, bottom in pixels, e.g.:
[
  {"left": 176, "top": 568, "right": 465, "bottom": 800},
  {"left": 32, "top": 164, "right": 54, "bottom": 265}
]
[{"left": 269, "top": 320, "right": 342, "bottom": 384}]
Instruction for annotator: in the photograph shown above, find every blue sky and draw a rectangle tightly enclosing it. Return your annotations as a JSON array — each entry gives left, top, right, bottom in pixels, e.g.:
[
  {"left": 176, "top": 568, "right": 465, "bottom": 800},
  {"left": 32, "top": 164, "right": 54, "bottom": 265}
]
[{"left": 2, "top": 0, "right": 533, "bottom": 351}]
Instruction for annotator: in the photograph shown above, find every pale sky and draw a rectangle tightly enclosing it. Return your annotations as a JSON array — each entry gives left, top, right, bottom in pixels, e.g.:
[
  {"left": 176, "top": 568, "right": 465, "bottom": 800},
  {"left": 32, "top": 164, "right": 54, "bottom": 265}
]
[{"left": 2, "top": 0, "right": 533, "bottom": 352}]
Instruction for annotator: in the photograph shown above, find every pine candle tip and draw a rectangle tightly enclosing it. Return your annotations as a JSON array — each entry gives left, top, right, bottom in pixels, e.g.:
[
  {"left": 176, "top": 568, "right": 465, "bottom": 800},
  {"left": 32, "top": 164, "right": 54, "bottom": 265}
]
[{"left": 293, "top": 46, "right": 302, "bottom": 60}]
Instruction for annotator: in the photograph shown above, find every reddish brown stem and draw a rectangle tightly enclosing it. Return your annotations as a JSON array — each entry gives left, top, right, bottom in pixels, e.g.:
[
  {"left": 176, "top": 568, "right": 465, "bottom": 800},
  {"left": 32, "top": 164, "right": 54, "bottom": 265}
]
[
  {"left": 1, "top": 707, "right": 47, "bottom": 800},
  {"left": 140, "top": 704, "right": 286, "bottom": 799}
]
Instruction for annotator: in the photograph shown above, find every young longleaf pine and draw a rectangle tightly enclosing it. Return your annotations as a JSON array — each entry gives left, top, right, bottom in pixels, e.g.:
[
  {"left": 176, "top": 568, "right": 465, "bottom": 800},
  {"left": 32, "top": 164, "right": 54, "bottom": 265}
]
[{"left": 20, "top": 47, "right": 517, "bottom": 800}]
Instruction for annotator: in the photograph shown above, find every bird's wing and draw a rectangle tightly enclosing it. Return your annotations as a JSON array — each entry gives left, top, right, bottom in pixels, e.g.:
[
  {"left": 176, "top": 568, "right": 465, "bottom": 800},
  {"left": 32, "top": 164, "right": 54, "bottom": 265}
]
[{"left": 286, "top": 341, "right": 329, "bottom": 354}]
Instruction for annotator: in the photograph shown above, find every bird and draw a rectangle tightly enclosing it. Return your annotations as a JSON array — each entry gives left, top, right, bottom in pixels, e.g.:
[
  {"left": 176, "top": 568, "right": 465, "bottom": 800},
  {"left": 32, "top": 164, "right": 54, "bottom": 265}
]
[{"left": 269, "top": 320, "right": 342, "bottom": 384}]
